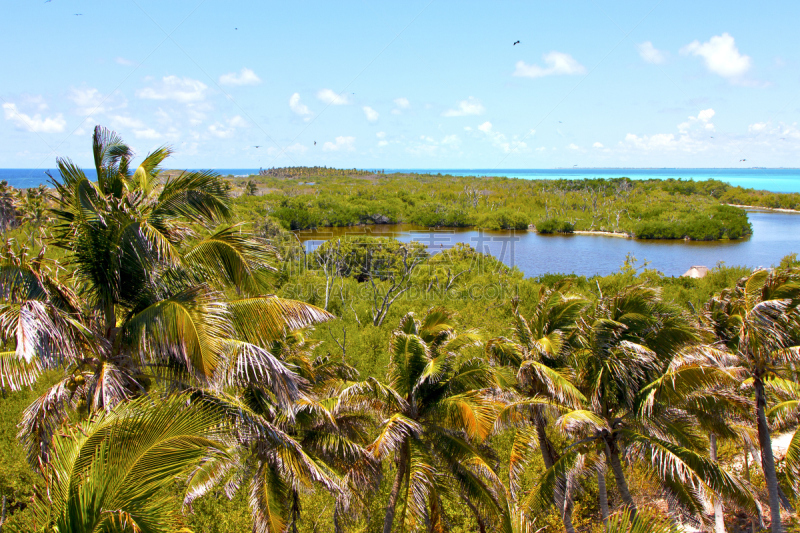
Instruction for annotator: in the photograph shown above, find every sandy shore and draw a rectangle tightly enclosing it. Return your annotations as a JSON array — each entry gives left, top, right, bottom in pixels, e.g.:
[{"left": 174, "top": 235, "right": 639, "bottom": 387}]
[
  {"left": 727, "top": 203, "right": 800, "bottom": 214},
  {"left": 572, "top": 230, "right": 632, "bottom": 238}
]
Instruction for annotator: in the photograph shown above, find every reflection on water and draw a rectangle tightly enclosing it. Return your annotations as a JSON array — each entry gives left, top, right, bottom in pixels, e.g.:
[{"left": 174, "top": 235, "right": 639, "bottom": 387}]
[{"left": 295, "top": 211, "right": 800, "bottom": 278}]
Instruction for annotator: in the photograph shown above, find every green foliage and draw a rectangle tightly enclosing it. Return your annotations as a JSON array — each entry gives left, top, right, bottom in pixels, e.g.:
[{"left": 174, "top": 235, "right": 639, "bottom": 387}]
[
  {"left": 535, "top": 218, "right": 575, "bottom": 234},
  {"left": 221, "top": 170, "right": 767, "bottom": 241},
  {"left": 4, "top": 158, "right": 800, "bottom": 532}
]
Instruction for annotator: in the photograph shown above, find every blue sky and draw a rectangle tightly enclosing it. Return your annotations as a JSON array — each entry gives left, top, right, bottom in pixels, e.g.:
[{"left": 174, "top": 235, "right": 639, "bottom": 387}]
[{"left": 2, "top": 0, "right": 800, "bottom": 169}]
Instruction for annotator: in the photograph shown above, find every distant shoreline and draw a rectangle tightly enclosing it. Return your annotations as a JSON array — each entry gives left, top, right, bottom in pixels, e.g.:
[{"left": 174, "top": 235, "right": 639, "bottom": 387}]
[{"left": 728, "top": 204, "right": 800, "bottom": 214}]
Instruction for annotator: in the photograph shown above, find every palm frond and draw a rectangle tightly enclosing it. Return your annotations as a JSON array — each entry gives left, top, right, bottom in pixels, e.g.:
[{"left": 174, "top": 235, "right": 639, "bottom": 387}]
[
  {"left": 604, "top": 507, "right": 679, "bottom": 533},
  {"left": 0, "top": 350, "right": 41, "bottom": 390},
  {"left": 228, "top": 296, "right": 334, "bottom": 348},
  {"left": 183, "top": 225, "right": 278, "bottom": 294}
]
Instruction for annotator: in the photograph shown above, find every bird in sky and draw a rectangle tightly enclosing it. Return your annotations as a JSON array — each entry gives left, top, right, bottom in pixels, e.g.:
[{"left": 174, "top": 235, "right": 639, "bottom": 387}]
[
  {"left": 314, "top": 141, "right": 317, "bottom": 145},
  {"left": 740, "top": 158, "right": 747, "bottom": 162},
  {"left": 513, "top": 40, "right": 520, "bottom": 45},
  {"left": 74, "top": 13, "right": 82, "bottom": 15},
  {"left": 235, "top": 27, "right": 238, "bottom": 30},
  {"left": 253, "top": 145, "right": 261, "bottom": 148},
  {"left": 44, "top": 0, "right": 52, "bottom": 3},
  {"left": 558, "top": 121, "right": 562, "bottom": 123}
]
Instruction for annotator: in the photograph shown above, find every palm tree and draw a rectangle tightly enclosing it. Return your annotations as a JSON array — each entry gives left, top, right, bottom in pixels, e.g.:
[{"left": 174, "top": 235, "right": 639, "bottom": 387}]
[
  {"left": 184, "top": 330, "right": 377, "bottom": 533},
  {"left": 31, "top": 394, "right": 230, "bottom": 533},
  {"left": 701, "top": 269, "right": 800, "bottom": 532},
  {"left": 538, "top": 284, "right": 755, "bottom": 525},
  {"left": 0, "top": 126, "right": 333, "bottom": 467},
  {"left": 15, "top": 185, "right": 52, "bottom": 246},
  {"left": 373, "top": 308, "right": 505, "bottom": 533},
  {"left": 485, "top": 287, "right": 586, "bottom": 532}
]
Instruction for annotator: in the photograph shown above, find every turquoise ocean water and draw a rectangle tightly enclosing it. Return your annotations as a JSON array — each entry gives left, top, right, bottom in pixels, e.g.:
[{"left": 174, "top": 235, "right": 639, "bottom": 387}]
[{"left": 1, "top": 168, "right": 799, "bottom": 193}]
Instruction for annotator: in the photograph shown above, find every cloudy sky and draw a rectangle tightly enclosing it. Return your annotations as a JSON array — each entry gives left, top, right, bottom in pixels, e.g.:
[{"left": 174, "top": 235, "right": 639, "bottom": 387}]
[{"left": 2, "top": 1, "right": 799, "bottom": 169}]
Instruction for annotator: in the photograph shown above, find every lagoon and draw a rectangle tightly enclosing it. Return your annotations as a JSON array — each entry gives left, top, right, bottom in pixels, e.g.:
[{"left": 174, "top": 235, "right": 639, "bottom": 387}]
[{"left": 296, "top": 210, "right": 800, "bottom": 278}]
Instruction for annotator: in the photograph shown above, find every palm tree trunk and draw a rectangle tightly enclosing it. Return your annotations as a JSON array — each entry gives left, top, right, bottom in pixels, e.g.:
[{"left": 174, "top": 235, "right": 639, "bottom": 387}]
[
  {"left": 605, "top": 439, "right": 637, "bottom": 516},
  {"left": 461, "top": 492, "right": 487, "bottom": 533},
  {"left": 290, "top": 489, "right": 300, "bottom": 533},
  {"left": 383, "top": 442, "right": 409, "bottom": 533},
  {"left": 755, "top": 378, "right": 783, "bottom": 533},
  {"left": 535, "top": 419, "right": 576, "bottom": 533},
  {"left": 709, "top": 434, "right": 726, "bottom": 533},
  {"left": 597, "top": 466, "right": 609, "bottom": 525},
  {"left": 743, "top": 448, "right": 763, "bottom": 533},
  {"left": 333, "top": 502, "right": 342, "bottom": 533}
]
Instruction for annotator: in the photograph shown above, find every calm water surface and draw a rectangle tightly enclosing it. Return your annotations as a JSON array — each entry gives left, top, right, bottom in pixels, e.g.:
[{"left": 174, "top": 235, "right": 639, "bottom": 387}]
[{"left": 296, "top": 211, "right": 800, "bottom": 278}]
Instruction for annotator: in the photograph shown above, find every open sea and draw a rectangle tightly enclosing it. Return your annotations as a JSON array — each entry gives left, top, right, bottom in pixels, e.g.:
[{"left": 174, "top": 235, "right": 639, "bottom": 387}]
[{"left": 1, "top": 168, "right": 800, "bottom": 193}]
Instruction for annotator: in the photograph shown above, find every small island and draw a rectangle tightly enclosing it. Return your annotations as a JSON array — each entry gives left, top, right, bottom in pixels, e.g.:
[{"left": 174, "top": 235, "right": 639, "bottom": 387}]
[{"left": 222, "top": 167, "right": 800, "bottom": 241}]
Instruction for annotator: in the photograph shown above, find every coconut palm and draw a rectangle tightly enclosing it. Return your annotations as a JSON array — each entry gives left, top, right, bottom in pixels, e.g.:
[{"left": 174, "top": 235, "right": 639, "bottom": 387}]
[
  {"left": 184, "top": 330, "right": 377, "bottom": 533},
  {"left": 31, "top": 394, "right": 231, "bottom": 533},
  {"left": 0, "top": 126, "right": 333, "bottom": 466},
  {"left": 485, "top": 287, "right": 587, "bottom": 532},
  {"left": 536, "top": 284, "right": 755, "bottom": 524},
  {"left": 373, "top": 308, "right": 505, "bottom": 533},
  {"left": 702, "top": 269, "right": 800, "bottom": 532},
  {"left": 15, "top": 185, "right": 52, "bottom": 246}
]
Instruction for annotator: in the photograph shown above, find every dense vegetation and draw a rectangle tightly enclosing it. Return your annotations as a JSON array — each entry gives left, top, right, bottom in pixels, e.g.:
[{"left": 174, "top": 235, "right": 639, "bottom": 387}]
[
  {"left": 220, "top": 169, "right": 786, "bottom": 241},
  {"left": 2, "top": 133, "right": 800, "bottom": 533}
]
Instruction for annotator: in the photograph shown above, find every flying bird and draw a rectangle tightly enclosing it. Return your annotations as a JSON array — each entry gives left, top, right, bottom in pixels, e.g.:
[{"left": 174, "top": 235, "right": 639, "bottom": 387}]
[
  {"left": 740, "top": 159, "right": 747, "bottom": 162},
  {"left": 74, "top": 13, "right": 82, "bottom": 15},
  {"left": 513, "top": 40, "right": 520, "bottom": 46},
  {"left": 253, "top": 145, "right": 261, "bottom": 148},
  {"left": 314, "top": 141, "right": 317, "bottom": 145},
  {"left": 558, "top": 121, "right": 562, "bottom": 123}
]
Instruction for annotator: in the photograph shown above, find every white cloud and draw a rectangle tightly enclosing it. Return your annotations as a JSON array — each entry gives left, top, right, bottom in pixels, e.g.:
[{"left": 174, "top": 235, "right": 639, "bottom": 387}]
[
  {"left": 137, "top": 76, "right": 208, "bottom": 103},
  {"left": 378, "top": 140, "right": 389, "bottom": 147},
  {"left": 568, "top": 143, "right": 581, "bottom": 150},
  {"left": 680, "top": 33, "right": 752, "bottom": 79},
  {"left": 323, "top": 136, "right": 356, "bottom": 151},
  {"left": 622, "top": 110, "right": 718, "bottom": 154},
  {"left": 593, "top": 142, "right": 604, "bottom": 148},
  {"left": 317, "top": 89, "right": 351, "bottom": 105},
  {"left": 513, "top": 52, "right": 586, "bottom": 78},
  {"left": 133, "top": 128, "right": 162, "bottom": 140},
  {"left": 744, "top": 121, "right": 800, "bottom": 140},
  {"left": 637, "top": 41, "right": 665, "bottom": 64},
  {"left": 115, "top": 57, "right": 136, "bottom": 66},
  {"left": 289, "top": 93, "right": 312, "bottom": 119},
  {"left": 376, "top": 131, "right": 386, "bottom": 139},
  {"left": 3, "top": 102, "right": 66, "bottom": 133},
  {"left": 678, "top": 108, "right": 715, "bottom": 133},
  {"left": 363, "top": 106, "right": 379, "bottom": 122},
  {"left": 68, "top": 87, "right": 127, "bottom": 115},
  {"left": 624, "top": 133, "right": 684, "bottom": 151},
  {"left": 392, "top": 97, "right": 411, "bottom": 114},
  {"left": 442, "top": 97, "right": 485, "bottom": 117},
  {"left": 219, "top": 67, "right": 261, "bottom": 86},
  {"left": 110, "top": 115, "right": 145, "bottom": 129},
  {"left": 441, "top": 134, "right": 460, "bottom": 146},
  {"left": 208, "top": 115, "right": 247, "bottom": 138},
  {"left": 474, "top": 121, "right": 527, "bottom": 153}
]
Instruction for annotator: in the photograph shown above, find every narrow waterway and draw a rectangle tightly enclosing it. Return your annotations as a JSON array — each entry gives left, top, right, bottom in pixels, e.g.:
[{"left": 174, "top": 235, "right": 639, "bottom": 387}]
[{"left": 296, "top": 210, "right": 800, "bottom": 278}]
